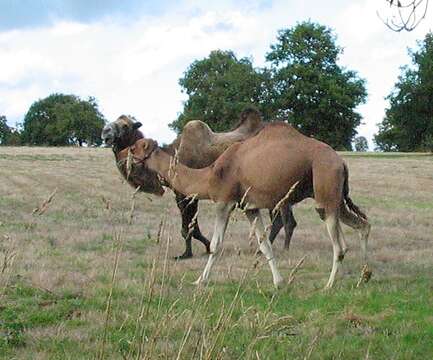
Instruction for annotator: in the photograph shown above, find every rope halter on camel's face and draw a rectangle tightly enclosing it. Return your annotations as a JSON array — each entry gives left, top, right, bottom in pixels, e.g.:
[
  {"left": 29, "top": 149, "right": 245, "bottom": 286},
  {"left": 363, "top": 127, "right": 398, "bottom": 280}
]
[
  {"left": 122, "top": 143, "right": 169, "bottom": 190},
  {"left": 128, "top": 140, "right": 157, "bottom": 165}
]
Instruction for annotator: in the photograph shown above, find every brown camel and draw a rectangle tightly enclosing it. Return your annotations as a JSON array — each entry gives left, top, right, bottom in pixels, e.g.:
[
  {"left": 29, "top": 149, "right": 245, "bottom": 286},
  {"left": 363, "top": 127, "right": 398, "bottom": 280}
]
[
  {"left": 101, "top": 109, "right": 298, "bottom": 259},
  {"left": 124, "top": 122, "right": 371, "bottom": 288}
]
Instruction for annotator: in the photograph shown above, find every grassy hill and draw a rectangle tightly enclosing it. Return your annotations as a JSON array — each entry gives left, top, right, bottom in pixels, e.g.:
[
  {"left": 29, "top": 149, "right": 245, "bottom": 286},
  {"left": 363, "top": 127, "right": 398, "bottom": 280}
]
[{"left": 1, "top": 146, "right": 432, "bottom": 359}]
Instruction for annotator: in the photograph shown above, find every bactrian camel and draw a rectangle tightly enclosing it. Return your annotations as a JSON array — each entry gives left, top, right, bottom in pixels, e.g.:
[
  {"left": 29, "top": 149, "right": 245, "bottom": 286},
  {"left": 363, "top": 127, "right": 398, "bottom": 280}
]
[
  {"left": 101, "top": 109, "right": 298, "bottom": 259},
  {"left": 124, "top": 122, "right": 371, "bottom": 288}
]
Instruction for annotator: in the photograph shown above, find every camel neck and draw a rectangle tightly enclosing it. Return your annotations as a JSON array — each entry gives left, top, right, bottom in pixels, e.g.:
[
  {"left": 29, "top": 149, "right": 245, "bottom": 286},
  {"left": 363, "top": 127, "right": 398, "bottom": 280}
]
[
  {"left": 161, "top": 136, "right": 180, "bottom": 156},
  {"left": 147, "top": 149, "right": 210, "bottom": 200}
]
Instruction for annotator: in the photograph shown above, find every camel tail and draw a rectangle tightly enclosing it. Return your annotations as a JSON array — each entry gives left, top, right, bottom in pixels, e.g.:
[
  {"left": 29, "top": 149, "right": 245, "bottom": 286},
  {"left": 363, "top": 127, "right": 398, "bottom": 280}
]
[{"left": 342, "top": 163, "right": 368, "bottom": 221}]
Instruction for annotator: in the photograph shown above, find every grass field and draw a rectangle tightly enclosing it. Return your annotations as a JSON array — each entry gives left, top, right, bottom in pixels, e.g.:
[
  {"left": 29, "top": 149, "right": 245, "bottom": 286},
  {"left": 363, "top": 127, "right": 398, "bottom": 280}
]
[{"left": 0, "top": 146, "right": 432, "bottom": 359}]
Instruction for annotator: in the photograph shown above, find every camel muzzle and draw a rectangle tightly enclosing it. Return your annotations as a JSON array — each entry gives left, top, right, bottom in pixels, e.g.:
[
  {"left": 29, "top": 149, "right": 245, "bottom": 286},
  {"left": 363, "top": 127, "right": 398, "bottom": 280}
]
[{"left": 101, "top": 125, "right": 115, "bottom": 145}]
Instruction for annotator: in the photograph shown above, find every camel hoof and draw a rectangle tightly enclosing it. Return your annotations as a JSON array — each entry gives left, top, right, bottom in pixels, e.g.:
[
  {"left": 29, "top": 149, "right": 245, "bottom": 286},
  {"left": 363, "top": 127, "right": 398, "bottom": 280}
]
[
  {"left": 274, "top": 276, "right": 284, "bottom": 289},
  {"left": 323, "top": 281, "right": 336, "bottom": 290},
  {"left": 193, "top": 277, "right": 206, "bottom": 286},
  {"left": 174, "top": 252, "right": 193, "bottom": 261}
]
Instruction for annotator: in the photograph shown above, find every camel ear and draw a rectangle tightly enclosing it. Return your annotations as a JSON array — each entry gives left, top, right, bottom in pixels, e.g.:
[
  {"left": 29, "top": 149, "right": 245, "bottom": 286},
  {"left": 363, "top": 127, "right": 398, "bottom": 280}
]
[
  {"left": 142, "top": 139, "right": 158, "bottom": 158},
  {"left": 133, "top": 122, "right": 142, "bottom": 130}
]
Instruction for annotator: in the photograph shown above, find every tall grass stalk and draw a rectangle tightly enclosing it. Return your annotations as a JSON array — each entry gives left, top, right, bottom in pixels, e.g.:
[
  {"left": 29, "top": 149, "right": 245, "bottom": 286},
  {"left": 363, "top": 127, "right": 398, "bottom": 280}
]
[
  {"left": 0, "top": 234, "right": 18, "bottom": 294},
  {"left": 135, "top": 259, "right": 157, "bottom": 360},
  {"left": 98, "top": 229, "right": 125, "bottom": 360}
]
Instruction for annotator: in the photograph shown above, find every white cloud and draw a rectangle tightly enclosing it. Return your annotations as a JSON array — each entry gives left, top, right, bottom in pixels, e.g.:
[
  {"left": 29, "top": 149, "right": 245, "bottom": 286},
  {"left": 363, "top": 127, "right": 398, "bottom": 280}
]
[{"left": 0, "top": 0, "right": 432, "bottom": 147}]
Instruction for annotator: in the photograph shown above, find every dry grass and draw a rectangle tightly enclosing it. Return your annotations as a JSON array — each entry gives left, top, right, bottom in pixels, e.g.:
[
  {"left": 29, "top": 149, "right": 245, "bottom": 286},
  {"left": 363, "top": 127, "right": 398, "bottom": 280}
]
[{"left": 0, "top": 146, "right": 432, "bottom": 359}]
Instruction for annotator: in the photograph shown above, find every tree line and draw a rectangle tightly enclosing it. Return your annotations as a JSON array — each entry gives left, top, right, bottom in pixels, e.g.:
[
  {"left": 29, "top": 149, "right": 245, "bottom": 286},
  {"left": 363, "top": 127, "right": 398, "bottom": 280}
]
[
  {"left": 171, "top": 21, "right": 432, "bottom": 151},
  {"left": 1, "top": 21, "right": 432, "bottom": 151},
  {"left": 0, "top": 94, "right": 106, "bottom": 147}
]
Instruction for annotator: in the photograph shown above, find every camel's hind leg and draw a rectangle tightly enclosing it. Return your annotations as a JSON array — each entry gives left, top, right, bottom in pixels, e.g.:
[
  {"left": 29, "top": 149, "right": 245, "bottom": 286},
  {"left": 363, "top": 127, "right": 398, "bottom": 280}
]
[
  {"left": 339, "top": 204, "right": 371, "bottom": 263},
  {"left": 281, "top": 204, "right": 297, "bottom": 249},
  {"left": 194, "top": 202, "right": 235, "bottom": 285},
  {"left": 268, "top": 210, "right": 283, "bottom": 245},
  {"left": 324, "top": 212, "right": 345, "bottom": 289},
  {"left": 337, "top": 222, "right": 349, "bottom": 256},
  {"left": 246, "top": 209, "right": 284, "bottom": 288},
  {"left": 268, "top": 204, "right": 297, "bottom": 249}
]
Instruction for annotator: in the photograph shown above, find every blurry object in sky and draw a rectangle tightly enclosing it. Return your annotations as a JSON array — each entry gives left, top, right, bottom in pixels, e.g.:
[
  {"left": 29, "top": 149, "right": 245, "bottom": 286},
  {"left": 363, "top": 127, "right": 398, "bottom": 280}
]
[{"left": 378, "top": 0, "right": 429, "bottom": 32}]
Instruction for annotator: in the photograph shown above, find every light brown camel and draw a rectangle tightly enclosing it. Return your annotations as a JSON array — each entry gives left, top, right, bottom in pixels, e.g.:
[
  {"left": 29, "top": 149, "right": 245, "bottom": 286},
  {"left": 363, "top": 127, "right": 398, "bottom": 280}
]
[
  {"left": 101, "top": 109, "right": 298, "bottom": 259},
  {"left": 124, "top": 122, "right": 371, "bottom": 288}
]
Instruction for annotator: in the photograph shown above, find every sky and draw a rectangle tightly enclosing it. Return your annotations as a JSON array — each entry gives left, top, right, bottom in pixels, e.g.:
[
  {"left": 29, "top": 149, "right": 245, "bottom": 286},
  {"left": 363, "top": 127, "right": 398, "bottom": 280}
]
[{"left": 0, "top": 0, "right": 432, "bottom": 147}]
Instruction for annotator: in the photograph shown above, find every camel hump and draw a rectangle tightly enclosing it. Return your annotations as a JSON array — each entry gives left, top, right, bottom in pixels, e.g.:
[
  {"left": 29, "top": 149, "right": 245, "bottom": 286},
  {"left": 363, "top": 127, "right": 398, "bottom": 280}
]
[
  {"left": 178, "top": 120, "right": 213, "bottom": 166},
  {"left": 182, "top": 120, "right": 213, "bottom": 145},
  {"left": 239, "top": 106, "right": 261, "bottom": 122},
  {"left": 183, "top": 120, "right": 213, "bottom": 137},
  {"left": 232, "top": 106, "right": 262, "bottom": 131}
]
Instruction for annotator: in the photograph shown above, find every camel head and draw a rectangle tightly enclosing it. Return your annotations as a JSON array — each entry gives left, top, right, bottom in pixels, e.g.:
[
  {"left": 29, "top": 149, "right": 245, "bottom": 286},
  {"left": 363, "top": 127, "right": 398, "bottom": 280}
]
[
  {"left": 130, "top": 138, "right": 158, "bottom": 161},
  {"left": 116, "top": 138, "right": 165, "bottom": 196},
  {"left": 101, "top": 115, "right": 143, "bottom": 150}
]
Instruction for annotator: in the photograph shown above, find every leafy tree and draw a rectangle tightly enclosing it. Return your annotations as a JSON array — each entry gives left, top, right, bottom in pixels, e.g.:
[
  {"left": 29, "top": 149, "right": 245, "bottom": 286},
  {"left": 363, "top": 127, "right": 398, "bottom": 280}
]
[
  {"left": 170, "top": 50, "right": 271, "bottom": 133},
  {"left": 354, "top": 136, "right": 369, "bottom": 152},
  {"left": 375, "top": 32, "right": 433, "bottom": 152},
  {"left": 5, "top": 130, "right": 22, "bottom": 145},
  {"left": 0, "top": 115, "right": 11, "bottom": 145},
  {"left": 21, "top": 94, "right": 106, "bottom": 146},
  {"left": 0, "top": 116, "right": 21, "bottom": 145},
  {"left": 265, "top": 21, "right": 367, "bottom": 150}
]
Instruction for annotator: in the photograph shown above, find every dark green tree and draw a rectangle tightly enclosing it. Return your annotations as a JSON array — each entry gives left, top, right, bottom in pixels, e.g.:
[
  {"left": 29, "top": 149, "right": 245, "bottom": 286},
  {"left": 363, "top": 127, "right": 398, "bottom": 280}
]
[
  {"left": 0, "top": 115, "right": 11, "bottom": 145},
  {"left": 170, "top": 50, "right": 271, "bottom": 133},
  {"left": 0, "top": 116, "right": 21, "bottom": 145},
  {"left": 21, "top": 94, "right": 106, "bottom": 146},
  {"left": 375, "top": 32, "right": 433, "bottom": 152},
  {"left": 265, "top": 21, "right": 367, "bottom": 150},
  {"left": 5, "top": 130, "right": 22, "bottom": 145},
  {"left": 354, "top": 136, "right": 369, "bottom": 152}
]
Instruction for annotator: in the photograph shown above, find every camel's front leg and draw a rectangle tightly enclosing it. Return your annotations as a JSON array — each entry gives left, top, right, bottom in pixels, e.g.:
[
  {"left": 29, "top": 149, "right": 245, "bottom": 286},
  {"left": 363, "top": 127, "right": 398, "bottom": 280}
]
[
  {"left": 194, "top": 202, "right": 235, "bottom": 285},
  {"left": 246, "top": 209, "right": 284, "bottom": 288},
  {"left": 175, "top": 192, "right": 210, "bottom": 260}
]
